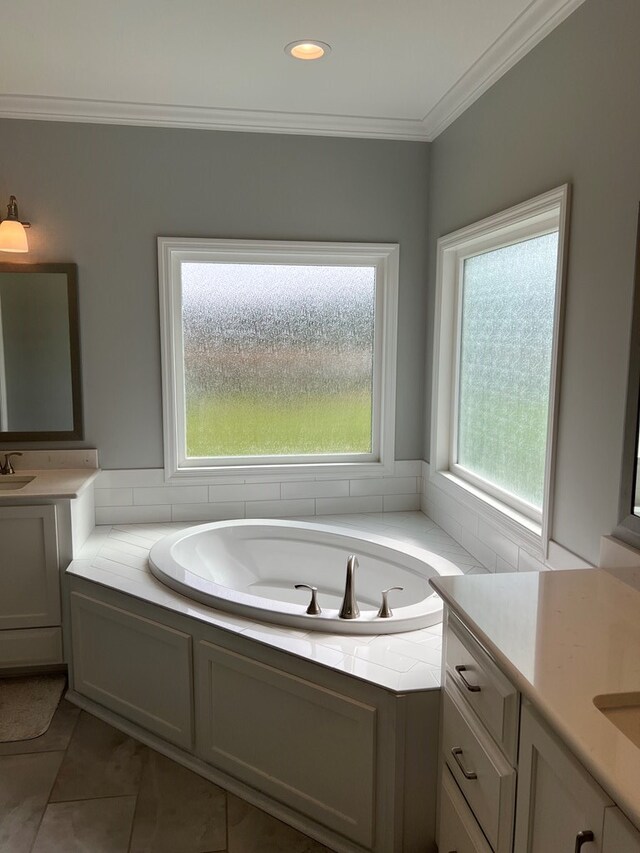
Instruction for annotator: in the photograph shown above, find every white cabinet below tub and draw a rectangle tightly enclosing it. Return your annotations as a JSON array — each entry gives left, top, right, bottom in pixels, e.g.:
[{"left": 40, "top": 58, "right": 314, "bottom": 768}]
[
  {"left": 196, "top": 639, "right": 376, "bottom": 848},
  {"left": 67, "top": 576, "right": 441, "bottom": 853},
  {"left": 0, "top": 504, "right": 62, "bottom": 668},
  {"left": 70, "top": 592, "right": 193, "bottom": 749}
]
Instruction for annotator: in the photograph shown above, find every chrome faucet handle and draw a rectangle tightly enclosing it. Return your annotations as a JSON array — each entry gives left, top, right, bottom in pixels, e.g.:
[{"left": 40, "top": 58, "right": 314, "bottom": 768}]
[
  {"left": 294, "top": 584, "right": 322, "bottom": 615},
  {"left": 377, "top": 586, "right": 404, "bottom": 618},
  {"left": 0, "top": 452, "right": 22, "bottom": 475}
]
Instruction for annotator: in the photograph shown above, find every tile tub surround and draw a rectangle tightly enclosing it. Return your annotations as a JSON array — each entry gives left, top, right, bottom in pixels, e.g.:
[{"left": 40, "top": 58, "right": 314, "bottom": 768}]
[
  {"left": 93, "top": 461, "right": 423, "bottom": 525},
  {"left": 68, "top": 512, "right": 490, "bottom": 693},
  {"left": 421, "top": 461, "right": 592, "bottom": 573},
  {"left": 0, "top": 699, "right": 330, "bottom": 853},
  {"left": 94, "top": 459, "right": 591, "bottom": 575}
]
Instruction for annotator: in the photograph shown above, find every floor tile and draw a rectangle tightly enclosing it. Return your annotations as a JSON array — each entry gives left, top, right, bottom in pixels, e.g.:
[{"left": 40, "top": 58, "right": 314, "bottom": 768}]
[
  {"left": 227, "top": 794, "right": 331, "bottom": 853},
  {"left": 129, "top": 749, "right": 227, "bottom": 852},
  {"left": 0, "top": 751, "right": 64, "bottom": 853},
  {"left": 49, "top": 712, "right": 145, "bottom": 802},
  {"left": 0, "top": 698, "right": 80, "bottom": 756},
  {"left": 31, "top": 795, "right": 136, "bottom": 853}
]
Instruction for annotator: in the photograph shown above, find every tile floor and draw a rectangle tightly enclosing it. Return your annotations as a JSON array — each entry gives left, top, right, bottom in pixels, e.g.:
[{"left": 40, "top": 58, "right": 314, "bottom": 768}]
[{"left": 0, "top": 697, "right": 332, "bottom": 853}]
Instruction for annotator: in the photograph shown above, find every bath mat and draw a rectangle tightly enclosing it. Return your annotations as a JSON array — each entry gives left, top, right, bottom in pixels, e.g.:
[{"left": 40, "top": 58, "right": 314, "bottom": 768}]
[{"left": 0, "top": 674, "right": 66, "bottom": 742}]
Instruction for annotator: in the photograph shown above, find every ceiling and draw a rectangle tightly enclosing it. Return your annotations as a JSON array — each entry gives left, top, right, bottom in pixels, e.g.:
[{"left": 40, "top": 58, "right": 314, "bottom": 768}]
[{"left": 0, "top": 0, "right": 585, "bottom": 141}]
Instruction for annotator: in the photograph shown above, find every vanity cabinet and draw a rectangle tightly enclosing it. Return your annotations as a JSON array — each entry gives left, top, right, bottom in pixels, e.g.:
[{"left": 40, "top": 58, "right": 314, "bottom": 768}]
[
  {"left": 514, "top": 701, "right": 612, "bottom": 852},
  {"left": 0, "top": 504, "right": 63, "bottom": 667},
  {"left": 438, "top": 613, "right": 518, "bottom": 853},
  {"left": 439, "top": 609, "right": 640, "bottom": 853},
  {"left": 439, "top": 764, "right": 493, "bottom": 853},
  {"left": 603, "top": 808, "right": 640, "bottom": 852}
]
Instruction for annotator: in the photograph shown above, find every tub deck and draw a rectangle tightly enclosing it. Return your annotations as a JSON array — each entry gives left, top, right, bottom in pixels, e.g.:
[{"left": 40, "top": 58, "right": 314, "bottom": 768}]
[{"left": 67, "top": 511, "right": 488, "bottom": 692}]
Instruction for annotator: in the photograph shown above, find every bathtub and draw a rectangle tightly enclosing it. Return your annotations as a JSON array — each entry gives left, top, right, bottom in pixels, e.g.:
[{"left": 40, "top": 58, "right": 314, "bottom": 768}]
[{"left": 149, "top": 518, "right": 462, "bottom": 634}]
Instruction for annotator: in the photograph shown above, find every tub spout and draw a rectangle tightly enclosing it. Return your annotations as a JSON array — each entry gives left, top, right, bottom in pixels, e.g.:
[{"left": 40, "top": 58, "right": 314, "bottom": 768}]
[{"left": 338, "top": 555, "right": 360, "bottom": 619}]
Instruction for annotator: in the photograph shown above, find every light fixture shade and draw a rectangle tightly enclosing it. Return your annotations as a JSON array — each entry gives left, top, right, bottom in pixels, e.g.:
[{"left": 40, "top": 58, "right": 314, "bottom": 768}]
[{"left": 0, "top": 219, "right": 29, "bottom": 253}]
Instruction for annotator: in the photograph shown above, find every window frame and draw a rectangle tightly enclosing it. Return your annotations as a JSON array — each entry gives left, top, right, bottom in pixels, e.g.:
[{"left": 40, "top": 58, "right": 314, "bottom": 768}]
[
  {"left": 430, "top": 186, "right": 570, "bottom": 551},
  {"left": 158, "top": 237, "right": 399, "bottom": 481}
]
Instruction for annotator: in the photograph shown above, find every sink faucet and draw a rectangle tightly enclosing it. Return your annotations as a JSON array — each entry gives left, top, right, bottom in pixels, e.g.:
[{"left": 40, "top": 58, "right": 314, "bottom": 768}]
[
  {"left": 338, "top": 555, "right": 360, "bottom": 619},
  {"left": 0, "top": 452, "right": 22, "bottom": 475}
]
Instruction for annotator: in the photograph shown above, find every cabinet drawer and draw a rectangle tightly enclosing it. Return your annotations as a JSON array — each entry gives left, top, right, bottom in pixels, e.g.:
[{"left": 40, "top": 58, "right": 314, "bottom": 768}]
[
  {"left": 446, "top": 613, "right": 519, "bottom": 761},
  {"left": 0, "top": 627, "right": 63, "bottom": 668},
  {"left": 439, "top": 765, "right": 493, "bottom": 853},
  {"left": 442, "top": 683, "right": 516, "bottom": 853}
]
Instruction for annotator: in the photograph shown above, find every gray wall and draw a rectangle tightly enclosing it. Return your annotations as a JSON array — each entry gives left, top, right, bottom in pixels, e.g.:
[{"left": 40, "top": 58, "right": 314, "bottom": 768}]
[
  {"left": 0, "top": 122, "right": 429, "bottom": 467},
  {"left": 425, "top": 0, "right": 640, "bottom": 563}
]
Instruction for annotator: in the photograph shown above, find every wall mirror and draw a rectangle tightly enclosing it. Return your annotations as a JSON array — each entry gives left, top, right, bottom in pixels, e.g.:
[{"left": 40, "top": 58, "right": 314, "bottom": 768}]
[
  {"left": 0, "top": 263, "right": 82, "bottom": 441},
  {"left": 616, "top": 206, "right": 640, "bottom": 547}
]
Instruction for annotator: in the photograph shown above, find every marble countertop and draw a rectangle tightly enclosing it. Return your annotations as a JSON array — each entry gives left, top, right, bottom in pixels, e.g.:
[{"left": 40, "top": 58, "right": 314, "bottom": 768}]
[
  {"left": 66, "top": 512, "right": 491, "bottom": 694},
  {"left": 0, "top": 468, "right": 99, "bottom": 501},
  {"left": 430, "top": 568, "right": 640, "bottom": 828}
]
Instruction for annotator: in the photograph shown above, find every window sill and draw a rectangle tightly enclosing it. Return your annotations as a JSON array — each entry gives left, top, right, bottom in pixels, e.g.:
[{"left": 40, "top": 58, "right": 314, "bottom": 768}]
[
  {"left": 429, "top": 469, "right": 544, "bottom": 554},
  {"left": 165, "top": 459, "right": 396, "bottom": 484}
]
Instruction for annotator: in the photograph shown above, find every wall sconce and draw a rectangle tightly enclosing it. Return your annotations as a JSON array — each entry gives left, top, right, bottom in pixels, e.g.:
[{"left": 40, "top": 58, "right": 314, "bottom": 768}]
[{"left": 0, "top": 196, "right": 30, "bottom": 253}]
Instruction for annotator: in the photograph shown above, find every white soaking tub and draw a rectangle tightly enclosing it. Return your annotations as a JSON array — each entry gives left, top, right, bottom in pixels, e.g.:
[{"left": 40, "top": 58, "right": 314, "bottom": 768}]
[{"left": 149, "top": 518, "right": 462, "bottom": 634}]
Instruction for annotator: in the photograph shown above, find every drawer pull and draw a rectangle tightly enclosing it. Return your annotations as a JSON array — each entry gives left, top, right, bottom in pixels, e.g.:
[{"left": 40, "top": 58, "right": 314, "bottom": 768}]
[
  {"left": 450, "top": 747, "right": 477, "bottom": 780},
  {"left": 574, "top": 830, "right": 594, "bottom": 851},
  {"left": 455, "top": 664, "right": 481, "bottom": 692}
]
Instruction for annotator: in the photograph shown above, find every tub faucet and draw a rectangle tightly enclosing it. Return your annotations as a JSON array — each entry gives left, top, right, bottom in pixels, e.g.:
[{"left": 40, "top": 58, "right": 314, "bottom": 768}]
[
  {"left": 0, "top": 452, "right": 22, "bottom": 475},
  {"left": 338, "top": 555, "right": 360, "bottom": 619}
]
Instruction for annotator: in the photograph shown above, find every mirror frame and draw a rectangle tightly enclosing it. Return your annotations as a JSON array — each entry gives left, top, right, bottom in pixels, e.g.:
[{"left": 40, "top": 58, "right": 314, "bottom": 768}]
[
  {"left": 0, "top": 262, "right": 83, "bottom": 441},
  {"left": 615, "top": 204, "right": 640, "bottom": 547}
]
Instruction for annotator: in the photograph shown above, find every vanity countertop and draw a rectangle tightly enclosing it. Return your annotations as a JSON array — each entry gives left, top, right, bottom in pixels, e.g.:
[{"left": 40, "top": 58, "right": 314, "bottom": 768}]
[
  {"left": 0, "top": 467, "right": 99, "bottom": 501},
  {"left": 430, "top": 568, "right": 640, "bottom": 828}
]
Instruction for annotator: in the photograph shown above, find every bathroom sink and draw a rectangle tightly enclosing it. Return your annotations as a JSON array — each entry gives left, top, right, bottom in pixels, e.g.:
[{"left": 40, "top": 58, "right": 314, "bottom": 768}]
[
  {"left": 0, "top": 476, "right": 35, "bottom": 491},
  {"left": 594, "top": 693, "right": 640, "bottom": 747}
]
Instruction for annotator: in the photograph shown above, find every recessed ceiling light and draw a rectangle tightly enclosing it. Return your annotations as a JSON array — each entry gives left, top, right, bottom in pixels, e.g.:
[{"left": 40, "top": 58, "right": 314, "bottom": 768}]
[{"left": 285, "top": 40, "right": 331, "bottom": 61}]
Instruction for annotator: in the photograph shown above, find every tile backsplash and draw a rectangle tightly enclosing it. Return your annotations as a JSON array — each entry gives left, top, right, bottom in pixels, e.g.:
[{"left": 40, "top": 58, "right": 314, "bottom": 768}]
[
  {"left": 92, "top": 458, "right": 591, "bottom": 573},
  {"left": 421, "top": 461, "right": 591, "bottom": 572},
  {"left": 9, "top": 449, "right": 99, "bottom": 470},
  {"left": 93, "top": 461, "right": 422, "bottom": 525}
]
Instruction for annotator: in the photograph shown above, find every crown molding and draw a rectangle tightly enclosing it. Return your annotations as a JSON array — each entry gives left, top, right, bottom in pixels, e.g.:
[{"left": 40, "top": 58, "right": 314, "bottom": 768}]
[
  {"left": 0, "top": 94, "right": 429, "bottom": 142},
  {"left": 0, "top": 0, "right": 586, "bottom": 143},
  {"left": 421, "top": 0, "right": 588, "bottom": 140}
]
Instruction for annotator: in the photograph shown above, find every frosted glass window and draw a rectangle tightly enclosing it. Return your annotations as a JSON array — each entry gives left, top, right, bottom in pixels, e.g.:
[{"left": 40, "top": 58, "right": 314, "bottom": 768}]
[
  {"left": 456, "top": 232, "right": 559, "bottom": 509},
  {"left": 181, "top": 263, "right": 375, "bottom": 459}
]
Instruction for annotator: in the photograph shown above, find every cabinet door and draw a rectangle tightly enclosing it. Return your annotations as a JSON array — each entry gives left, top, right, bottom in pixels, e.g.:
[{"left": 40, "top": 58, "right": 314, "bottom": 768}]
[
  {"left": 71, "top": 592, "right": 193, "bottom": 749},
  {"left": 196, "top": 639, "right": 376, "bottom": 848},
  {"left": 514, "top": 703, "right": 612, "bottom": 853},
  {"left": 603, "top": 808, "right": 640, "bottom": 852},
  {"left": 0, "top": 505, "right": 59, "bottom": 629}
]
